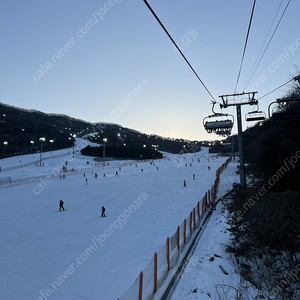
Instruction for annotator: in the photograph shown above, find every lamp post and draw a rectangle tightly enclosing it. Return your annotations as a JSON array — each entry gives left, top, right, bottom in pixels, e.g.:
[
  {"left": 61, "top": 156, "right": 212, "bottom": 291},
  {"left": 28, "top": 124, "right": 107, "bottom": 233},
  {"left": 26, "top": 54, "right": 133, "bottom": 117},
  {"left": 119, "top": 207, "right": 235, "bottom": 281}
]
[
  {"left": 117, "top": 133, "right": 120, "bottom": 148},
  {"left": 49, "top": 140, "right": 54, "bottom": 151},
  {"left": 103, "top": 138, "right": 107, "bottom": 165},
  {"left": 30, "top": 140, "right": 34, "bottom": 152},
  {"left": 39, "top": 138, "right": 45, "bottom": 166},
  {"left": 3, "top": 141, "right": 8, "bottom": 157},
  {"left": 72, "top": 134, "right": 76, "bottom": 154}
]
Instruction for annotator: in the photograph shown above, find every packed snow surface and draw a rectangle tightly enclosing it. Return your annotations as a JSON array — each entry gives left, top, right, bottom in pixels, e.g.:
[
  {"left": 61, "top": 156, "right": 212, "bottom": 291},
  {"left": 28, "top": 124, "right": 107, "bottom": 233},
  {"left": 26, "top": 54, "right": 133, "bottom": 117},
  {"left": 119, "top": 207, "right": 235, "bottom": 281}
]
[
  {"left": 170, "top": 162, "right": 240, "bottom": 300},
  {"left": 0, "top": 139, "right": 237, "bottom": 300}
]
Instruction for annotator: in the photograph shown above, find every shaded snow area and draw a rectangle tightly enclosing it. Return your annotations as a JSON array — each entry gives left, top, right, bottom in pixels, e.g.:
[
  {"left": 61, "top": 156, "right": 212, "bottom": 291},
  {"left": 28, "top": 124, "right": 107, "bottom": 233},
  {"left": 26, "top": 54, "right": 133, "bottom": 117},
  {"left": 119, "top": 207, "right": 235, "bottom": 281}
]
[
  {"left": 170, "top": 162, "right": 245, "bottom": 300},
  {"left": 0, "top": 139, "right": 238, "bottom": 300}
]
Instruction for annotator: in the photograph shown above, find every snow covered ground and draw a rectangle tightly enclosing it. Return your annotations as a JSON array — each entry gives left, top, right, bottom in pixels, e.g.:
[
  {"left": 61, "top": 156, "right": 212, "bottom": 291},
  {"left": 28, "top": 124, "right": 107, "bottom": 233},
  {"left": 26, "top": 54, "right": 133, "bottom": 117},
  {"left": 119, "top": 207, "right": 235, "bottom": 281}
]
[
  {"left": 0, "top": 139, "right": 237, "bottom": 300},
  {"left": 169, "top": 162, "right": 240, "bottom": 300}
]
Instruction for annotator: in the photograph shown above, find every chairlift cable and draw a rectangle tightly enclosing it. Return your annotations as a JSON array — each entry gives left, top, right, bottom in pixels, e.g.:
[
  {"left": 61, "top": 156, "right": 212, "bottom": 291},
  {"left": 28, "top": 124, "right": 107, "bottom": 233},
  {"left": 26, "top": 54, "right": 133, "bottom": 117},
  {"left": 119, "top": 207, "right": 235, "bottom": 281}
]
[
  {"left": 143, "top": 0, "right": 216, "bottom": 102},
  {"left": 234, "top": 0, "right": 257, "bottom": 93},
  {"left": 243, "top": 0, "right": 291, "bottom": 91},
  {"left": 258, "top": 77, "right": 295, "bottom": 100},
  {"left": 243, "top": 0, "right": 285, "bottom": 90}
]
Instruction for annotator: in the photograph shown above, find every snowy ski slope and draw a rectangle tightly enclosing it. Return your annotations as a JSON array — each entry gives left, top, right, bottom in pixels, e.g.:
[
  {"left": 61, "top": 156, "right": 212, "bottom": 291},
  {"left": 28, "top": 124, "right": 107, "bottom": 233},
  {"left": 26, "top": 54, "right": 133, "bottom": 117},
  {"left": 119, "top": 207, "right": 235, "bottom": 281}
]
[{"left": 0, "top": 139, "right": 231, "bottom": 300}]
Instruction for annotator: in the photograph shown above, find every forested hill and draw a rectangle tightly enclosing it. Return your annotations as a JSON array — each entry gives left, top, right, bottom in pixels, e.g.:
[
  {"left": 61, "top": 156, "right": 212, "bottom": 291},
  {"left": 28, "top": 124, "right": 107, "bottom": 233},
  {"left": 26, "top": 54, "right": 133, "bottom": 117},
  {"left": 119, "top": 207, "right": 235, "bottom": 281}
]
[{"left": 0, "top": 102, "right": 201, "bottom": 157}]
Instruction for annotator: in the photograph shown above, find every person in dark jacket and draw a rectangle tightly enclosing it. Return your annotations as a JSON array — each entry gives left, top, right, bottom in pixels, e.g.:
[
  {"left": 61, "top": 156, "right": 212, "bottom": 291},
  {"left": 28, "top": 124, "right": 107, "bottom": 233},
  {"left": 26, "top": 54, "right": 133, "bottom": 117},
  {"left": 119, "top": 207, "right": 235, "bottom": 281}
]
[
  {"left": 59, "top": 200, "right": 65, "bottom": 211},
  {"left": 101, "top": 206, "right": 106, "bottom": 217}
]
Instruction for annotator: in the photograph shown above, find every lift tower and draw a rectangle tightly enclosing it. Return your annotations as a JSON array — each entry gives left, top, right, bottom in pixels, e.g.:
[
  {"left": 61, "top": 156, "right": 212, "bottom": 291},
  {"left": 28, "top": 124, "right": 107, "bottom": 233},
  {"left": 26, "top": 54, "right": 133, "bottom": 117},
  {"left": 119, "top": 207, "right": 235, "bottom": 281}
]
[{"left": 219, "top": 92, "right": 258, "bottom": 188}]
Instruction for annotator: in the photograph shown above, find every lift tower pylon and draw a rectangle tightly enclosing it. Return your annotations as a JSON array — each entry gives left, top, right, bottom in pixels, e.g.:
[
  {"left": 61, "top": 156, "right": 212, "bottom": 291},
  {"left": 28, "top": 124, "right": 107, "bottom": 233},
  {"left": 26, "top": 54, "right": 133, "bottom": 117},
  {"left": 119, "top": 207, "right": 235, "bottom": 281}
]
[{"left": 219, "top": 92, "right": 258, "bottom": 189}]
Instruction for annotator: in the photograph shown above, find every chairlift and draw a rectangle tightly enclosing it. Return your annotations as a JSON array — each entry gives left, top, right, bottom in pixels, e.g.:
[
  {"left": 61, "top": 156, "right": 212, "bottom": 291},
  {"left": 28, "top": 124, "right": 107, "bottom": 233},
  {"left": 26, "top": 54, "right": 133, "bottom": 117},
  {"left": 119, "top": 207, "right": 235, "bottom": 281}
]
[
  {"left": 272, "top": 111, "right": 300, "bottom": 121},
  {"left": 245, "top": 105, "right": 266, "bottom": 122},
  {"left": 268, "top": 97, "right": 300, "bottom": 121},
  {"left": 203, "top": 102, "right": 234, "bottom": 134},
  {"left": 204, "top": 116, "right": 233, "bottom": 133}
]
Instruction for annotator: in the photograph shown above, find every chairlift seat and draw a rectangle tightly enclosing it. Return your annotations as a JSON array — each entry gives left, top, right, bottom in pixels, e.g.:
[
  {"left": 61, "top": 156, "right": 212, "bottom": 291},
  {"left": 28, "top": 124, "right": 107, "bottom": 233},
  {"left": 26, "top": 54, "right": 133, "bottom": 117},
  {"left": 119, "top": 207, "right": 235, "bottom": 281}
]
[
  {"left": 245, "top": 111, "right": 266, "bottom": 122},
  {"left": 204, "top": 120, "right": 233, "bottom": 129},
  {"left": 203, "top": 110, "right": 234, "bottom": 134},
  {"left": 272, "top": 111, "right": 300, "bottom": 121}
]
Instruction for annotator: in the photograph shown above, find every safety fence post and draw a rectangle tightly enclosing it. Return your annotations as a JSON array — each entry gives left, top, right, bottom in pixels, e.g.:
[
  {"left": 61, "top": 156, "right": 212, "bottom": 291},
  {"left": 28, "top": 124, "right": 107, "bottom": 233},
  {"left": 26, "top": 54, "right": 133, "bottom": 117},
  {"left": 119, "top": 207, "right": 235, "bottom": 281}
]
[
  {"left": 153, "top": 253, "right": 157, "bottom": 293},
  {"left": 193, "top": 208, "right": 196, "bottom": 230},
  {"left": 197, "top": 201, "right": 200, "bottom": 221},
  {"left": 184, "top": 219, "right": 186, "bottom": 245},
  {"left": 177, "top": 226, "right": 180, "bottom": 254},
  {"left": 211, "top": 187, "right": 216, "bottom": 210},
  {"left": 189, "top": 212, "right": 192, "bottom": 234},
  {"left": 167, "top": 237, "right": 170, "bottom": 271},
  {"left": 139, "top": 271, "right": 143, "bottom": 300}
]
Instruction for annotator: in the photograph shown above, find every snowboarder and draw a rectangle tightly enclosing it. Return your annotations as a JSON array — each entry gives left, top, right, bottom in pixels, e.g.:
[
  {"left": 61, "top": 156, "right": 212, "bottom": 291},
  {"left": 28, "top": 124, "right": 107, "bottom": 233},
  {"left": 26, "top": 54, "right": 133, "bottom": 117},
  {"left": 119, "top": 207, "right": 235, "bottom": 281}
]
[
  {"left": 101, "top": 206, "right": 106, "bottom": 217},
  {"left": 208, "top": 166, "right": 210, "bottom": 170},
  {"left": 183, "top": 180, "right": 187, "bottom": 187},
  {"left": 95, "top": 172, "right": 98, "bottom": 179},
  {"left": 85, "top": 178, "right": 88, "bottom": 185},
  {"left": 59, "top": 200, "right": 65, "bottom": 211},
  {"left": 193, "top": 174, "right": 195, "bottom": 180},
  {"left": 115, "top": 171, "right": 119, "bottom": 176}
]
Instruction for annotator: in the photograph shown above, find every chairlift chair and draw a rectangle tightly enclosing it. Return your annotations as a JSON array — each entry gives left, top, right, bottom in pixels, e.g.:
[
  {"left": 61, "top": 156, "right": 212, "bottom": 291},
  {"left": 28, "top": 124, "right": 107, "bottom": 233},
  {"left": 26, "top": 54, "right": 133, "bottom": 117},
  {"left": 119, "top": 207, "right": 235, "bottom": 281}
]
[
  {"left": 271, "top": 111, "right": 300, "bottom": 121},
  {"left": 203, "top": 102, "right": 234, "bottom": 134},
  {"left": 245, "top": 110, "right": 266, "bottom": 122},
  {"left": 268, "top": 97, "right": 300, "bottom": 121},
  {"left": 203, "top": 113, "right": 234, "bottom": 134}
]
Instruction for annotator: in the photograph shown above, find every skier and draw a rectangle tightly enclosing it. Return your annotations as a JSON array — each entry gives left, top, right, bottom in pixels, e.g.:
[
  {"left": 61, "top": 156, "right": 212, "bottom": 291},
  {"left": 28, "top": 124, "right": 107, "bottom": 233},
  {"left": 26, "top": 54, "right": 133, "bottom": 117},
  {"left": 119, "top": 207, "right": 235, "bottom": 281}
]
[
  {"left": 59, "top": 200, "right": 65, "bottom": 211},
  {"left": 183, "top": 180, "right": 187, "bottom": 187},
  {"left": 101, "top": 206, "right": 106, "bottom": 217},
  {"left": 193, "top": 174, "right": 195, "bottom": 180},
  {"left": 85, "top": 178, "right": 88, "bottom": 185}
]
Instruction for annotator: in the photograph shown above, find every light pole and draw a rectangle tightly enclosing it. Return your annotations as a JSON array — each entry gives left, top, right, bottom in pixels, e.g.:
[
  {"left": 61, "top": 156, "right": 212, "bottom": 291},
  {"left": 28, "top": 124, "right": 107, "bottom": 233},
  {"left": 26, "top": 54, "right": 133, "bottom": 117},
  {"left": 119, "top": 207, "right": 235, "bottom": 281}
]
[
  {"left": 30, "top": 140, "right": 34, "bottom": 152},
  {"left": 39, "top": 138, "right": 45, "bottom": 166},
  {"left": 117, "top": 133, "right": 120, "bottom": 148},
  {"left": 72, "top": 134, "right": 76, "bottom": 154},
  {"left": 103, "top": 138, "right": 107, "bottom": 165},
  {"left": 49, "top": 140, "right": 54, "bottom": 151},
  {"left": 3, "top": 141, "right": 8, "bottom": 157}
]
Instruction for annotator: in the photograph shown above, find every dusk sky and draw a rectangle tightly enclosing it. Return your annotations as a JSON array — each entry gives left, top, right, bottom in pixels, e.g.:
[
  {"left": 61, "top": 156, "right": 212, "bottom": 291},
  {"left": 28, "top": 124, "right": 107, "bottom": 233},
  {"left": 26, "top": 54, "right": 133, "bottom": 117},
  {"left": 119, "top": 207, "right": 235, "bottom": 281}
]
[{"left": 1, "top": 0, "right": 299, "bottom": 141}]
